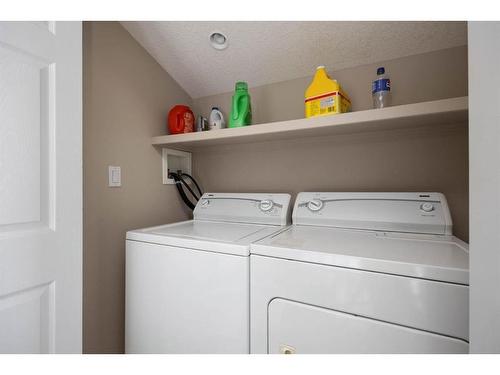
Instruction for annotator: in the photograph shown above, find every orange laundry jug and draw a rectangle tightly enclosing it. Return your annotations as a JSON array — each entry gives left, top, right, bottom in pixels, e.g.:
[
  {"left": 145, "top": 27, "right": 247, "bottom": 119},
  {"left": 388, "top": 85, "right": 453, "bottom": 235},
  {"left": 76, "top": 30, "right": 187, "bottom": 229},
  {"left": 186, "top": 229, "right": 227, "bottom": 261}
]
[{"left": 168, "top": 105, "right": 194, "bottom": 134}]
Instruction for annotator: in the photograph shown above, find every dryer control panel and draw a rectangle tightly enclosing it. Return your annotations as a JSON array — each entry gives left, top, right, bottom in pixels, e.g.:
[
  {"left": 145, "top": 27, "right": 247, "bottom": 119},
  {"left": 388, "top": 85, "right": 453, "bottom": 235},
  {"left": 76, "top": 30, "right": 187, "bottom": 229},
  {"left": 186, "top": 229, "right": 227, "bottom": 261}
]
[
  {"left": 194, "top": 193, "right": 292, "bottom": 226},
  {"left": 293, "top": 192, "right": 452, "bottom": 235}
]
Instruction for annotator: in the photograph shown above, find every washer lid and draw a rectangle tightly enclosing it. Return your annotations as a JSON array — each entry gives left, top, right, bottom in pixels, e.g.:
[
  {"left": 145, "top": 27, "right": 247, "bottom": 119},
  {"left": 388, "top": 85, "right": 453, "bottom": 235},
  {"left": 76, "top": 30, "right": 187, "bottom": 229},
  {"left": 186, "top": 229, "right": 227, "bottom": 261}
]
[
  {"left": 251, "top": 225, "right": 469, "bottom": 284},
  {"left": 127, "top": 220, "right": 286, "bottom": 256}
]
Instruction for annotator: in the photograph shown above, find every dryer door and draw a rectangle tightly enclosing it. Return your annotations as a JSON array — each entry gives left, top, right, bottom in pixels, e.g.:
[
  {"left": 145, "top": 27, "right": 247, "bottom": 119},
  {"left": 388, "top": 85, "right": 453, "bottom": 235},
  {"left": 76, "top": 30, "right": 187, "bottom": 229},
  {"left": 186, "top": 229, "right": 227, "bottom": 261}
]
[{"left": 268, "top": 299, "right": 468, "bottom": 354}]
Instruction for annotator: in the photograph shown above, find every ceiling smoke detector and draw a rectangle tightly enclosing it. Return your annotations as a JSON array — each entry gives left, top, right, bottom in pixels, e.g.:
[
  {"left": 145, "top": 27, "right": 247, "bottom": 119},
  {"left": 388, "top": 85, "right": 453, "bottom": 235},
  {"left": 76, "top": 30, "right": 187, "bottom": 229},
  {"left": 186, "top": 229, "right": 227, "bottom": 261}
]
[{"left": 209, "top": 31, "right": 228, "bottom": 50}]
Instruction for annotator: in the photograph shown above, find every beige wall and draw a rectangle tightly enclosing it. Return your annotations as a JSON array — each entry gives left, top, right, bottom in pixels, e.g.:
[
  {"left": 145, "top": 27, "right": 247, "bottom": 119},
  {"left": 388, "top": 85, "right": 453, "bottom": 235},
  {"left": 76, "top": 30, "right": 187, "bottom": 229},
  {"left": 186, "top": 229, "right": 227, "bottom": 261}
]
[
  {"left": 192, "top": 46, "right": 469, "bottom": 241},
  {"left": 83, "top": 21, "right": 192, "bottom": 353}
]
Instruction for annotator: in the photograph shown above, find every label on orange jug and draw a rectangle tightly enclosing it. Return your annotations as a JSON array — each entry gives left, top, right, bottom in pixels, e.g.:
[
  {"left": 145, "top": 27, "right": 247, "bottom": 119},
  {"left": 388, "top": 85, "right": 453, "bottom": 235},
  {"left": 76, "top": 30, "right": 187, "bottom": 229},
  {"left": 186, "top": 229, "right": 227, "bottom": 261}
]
[{"left": 183, "top": 112, "right": 194, "bottom": 133}]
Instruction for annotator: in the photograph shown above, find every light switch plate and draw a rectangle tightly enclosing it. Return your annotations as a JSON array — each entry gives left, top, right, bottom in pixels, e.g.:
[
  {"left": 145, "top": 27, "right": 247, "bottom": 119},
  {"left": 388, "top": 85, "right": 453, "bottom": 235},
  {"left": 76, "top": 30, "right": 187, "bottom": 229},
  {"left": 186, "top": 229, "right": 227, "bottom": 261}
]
[{"left": 108, "top": 166, "right": 121, "bottom": 187}]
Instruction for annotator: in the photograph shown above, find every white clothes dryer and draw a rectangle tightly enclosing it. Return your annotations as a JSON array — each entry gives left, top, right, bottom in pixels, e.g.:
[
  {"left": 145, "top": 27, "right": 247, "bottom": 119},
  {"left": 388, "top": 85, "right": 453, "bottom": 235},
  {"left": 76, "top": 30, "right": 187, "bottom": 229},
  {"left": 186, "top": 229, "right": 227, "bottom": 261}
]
[
  {"left": 126, "top": 193, "right": 291, "bottom": 353},
  {"left": 250, "top": 192, "right": 469, "bottom": 354}
]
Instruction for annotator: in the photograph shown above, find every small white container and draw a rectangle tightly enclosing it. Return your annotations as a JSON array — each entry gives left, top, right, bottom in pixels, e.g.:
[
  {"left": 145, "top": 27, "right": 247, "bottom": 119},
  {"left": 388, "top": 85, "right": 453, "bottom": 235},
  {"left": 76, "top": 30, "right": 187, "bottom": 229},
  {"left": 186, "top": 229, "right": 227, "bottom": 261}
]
[{"left": 209, "top": 107, "right": 225, "bottom": 130}]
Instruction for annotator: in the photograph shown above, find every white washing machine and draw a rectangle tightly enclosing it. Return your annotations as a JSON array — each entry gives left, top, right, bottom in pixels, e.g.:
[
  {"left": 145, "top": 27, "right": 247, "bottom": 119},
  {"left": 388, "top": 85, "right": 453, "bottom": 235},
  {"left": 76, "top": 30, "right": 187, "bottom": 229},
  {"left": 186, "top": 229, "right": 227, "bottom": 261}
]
[
  {"left": 125, "top": 193, "right": 291, "bottom": 353},
  {"left": 250, "top": 192, "right": 469, "bottom": 354}
]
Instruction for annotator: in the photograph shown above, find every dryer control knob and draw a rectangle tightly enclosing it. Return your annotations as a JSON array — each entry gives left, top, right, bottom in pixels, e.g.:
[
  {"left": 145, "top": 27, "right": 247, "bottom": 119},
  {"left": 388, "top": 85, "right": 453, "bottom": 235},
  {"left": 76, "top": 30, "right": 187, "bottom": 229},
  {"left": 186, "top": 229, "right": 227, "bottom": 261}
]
[
  {"left": 307, "top": 199, "right": 324, "bottom": 212},
  {"left": 259, "top": 199, "right": 274, "bottom": 212},
  {"left": 420, "top": 202, "right": 434, "bottom": 212},
  {"left": 200, "top": 199, "right": 210, "bottom": 207}
]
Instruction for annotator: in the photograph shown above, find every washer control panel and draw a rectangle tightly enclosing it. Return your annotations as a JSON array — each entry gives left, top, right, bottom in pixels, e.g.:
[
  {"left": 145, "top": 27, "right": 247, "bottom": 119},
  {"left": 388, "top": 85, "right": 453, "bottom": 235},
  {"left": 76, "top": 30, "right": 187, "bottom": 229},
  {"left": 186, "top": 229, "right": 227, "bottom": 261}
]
[
  {"left": 194, "top": 193, "right": 291, "bottom": 225},
  {"left": 259, "top": 199, "right": 274, "bottom": 212},
  {"left": 420, "top": 202, "right": 434, "bottom": 212},
  {"left": 293, "top": 192, "right": 452, "bottom": 235}
]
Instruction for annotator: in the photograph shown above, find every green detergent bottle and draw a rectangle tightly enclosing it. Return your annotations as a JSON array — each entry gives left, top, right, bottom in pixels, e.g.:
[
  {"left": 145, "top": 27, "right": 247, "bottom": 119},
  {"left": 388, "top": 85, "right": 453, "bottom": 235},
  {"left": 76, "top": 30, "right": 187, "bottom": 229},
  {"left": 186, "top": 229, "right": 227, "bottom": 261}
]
[{"left": 229, "top": 81, "right": 252, "bottom": 128}]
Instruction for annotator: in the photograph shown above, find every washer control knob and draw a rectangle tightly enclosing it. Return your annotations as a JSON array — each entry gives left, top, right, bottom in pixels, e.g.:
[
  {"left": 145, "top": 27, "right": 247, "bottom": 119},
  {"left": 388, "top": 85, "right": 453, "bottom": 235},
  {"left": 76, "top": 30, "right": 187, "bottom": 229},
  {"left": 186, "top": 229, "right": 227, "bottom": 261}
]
[
  {"left": 259, "top": 199, "right": 274, "bottom": 212},
  {"left": 200, "top": 199, "right": 210, "bottom": 207},
  {"left": 420, "top": 202, "right": 434, "bottom": 212},
  {"left": 307, "top": 199, "right": 324, "bottom": 212}
]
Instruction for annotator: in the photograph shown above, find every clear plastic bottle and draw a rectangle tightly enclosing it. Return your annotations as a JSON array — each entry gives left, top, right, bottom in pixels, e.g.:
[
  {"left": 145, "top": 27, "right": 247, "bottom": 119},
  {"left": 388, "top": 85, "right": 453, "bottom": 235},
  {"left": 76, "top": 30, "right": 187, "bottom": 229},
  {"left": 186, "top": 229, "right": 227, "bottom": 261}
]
[{"left": 372, "top": 67, "right": 391, "bottom": 109}]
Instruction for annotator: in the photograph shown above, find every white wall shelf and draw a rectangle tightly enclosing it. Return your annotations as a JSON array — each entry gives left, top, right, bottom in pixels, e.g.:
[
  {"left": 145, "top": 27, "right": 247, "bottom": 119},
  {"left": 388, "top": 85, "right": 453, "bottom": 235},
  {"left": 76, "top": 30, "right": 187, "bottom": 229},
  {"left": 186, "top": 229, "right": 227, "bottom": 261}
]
[{"left": 152, "top": 97, "right": 468, "bottom": 151}]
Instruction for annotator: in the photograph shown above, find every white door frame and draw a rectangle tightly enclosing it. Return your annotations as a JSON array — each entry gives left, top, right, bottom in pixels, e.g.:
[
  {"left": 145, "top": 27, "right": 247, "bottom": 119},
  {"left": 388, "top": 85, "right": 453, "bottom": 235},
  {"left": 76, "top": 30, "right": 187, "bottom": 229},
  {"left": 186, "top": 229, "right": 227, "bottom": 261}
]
[{"left": 469, "top": 21, "right": 500, "bottom": 353}]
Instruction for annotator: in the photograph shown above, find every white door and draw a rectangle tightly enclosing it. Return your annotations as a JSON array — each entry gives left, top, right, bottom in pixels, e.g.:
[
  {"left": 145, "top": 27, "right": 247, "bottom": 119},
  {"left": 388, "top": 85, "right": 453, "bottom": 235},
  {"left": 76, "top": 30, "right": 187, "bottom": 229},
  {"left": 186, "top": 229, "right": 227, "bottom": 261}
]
[{"left": 0, "top": 22, "right": 82, "bottom": 353}]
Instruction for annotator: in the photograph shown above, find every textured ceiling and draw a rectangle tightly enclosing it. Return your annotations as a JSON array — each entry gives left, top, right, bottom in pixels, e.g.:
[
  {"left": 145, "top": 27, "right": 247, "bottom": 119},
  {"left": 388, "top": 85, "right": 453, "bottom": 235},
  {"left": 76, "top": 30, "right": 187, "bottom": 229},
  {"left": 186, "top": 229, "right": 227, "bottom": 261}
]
[{"left": 121, "top": 21, "right": 467, "bottom": 99}]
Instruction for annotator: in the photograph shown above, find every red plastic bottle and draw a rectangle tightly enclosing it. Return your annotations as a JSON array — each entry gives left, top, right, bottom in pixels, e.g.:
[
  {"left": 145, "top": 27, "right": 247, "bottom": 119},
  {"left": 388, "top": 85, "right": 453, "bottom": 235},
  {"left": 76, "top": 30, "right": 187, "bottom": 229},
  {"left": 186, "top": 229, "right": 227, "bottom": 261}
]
[{"left": 168, "top": 105, "right": 194, "bottom": 134}]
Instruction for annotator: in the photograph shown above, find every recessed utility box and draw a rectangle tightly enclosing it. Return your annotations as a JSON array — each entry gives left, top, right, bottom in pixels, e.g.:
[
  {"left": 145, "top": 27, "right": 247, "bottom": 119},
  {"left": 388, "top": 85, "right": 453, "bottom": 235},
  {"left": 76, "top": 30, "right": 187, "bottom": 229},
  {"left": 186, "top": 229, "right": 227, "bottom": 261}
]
[{"left": 162, "top": 148, "right": 192, "bottom": 185}]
